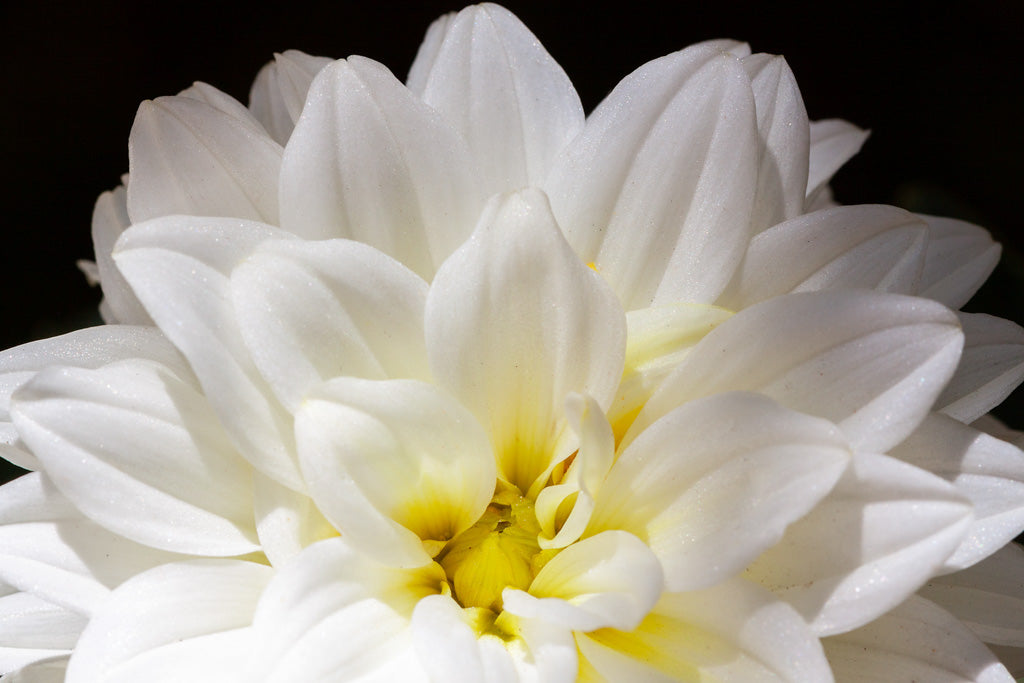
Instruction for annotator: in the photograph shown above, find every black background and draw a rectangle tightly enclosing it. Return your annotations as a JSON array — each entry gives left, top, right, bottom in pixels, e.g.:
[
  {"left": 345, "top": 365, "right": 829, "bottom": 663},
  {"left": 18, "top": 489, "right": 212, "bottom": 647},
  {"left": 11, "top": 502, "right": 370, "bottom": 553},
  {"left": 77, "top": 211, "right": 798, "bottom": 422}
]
[{"left": 1, "top": 1, "right": 1022, "bottom": 484}]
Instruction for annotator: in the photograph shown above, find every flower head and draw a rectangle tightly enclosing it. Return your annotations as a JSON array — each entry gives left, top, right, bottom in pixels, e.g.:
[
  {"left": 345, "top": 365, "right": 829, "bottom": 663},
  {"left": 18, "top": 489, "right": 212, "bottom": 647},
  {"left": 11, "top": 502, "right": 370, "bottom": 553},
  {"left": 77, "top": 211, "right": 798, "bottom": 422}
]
[{"left": 2, "top": 4, "right": 1024, "bottom": 681}]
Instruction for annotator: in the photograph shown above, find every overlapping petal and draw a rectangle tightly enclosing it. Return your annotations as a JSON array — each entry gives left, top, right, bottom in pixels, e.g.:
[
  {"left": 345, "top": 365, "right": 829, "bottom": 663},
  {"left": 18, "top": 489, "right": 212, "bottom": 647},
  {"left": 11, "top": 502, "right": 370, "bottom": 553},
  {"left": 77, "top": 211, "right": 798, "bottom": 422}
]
[
  {"left": 746, "top": 452, "right": 973, "bottom": 635},
  {"left": 248, "top": 50, "right": 333, "bottom": 145},
  {"left": 296, "top": 378, "right": 496, "bottom": 568},
  {"left": 279, "top": 56, "right": 484, "bottom": 278},
  {"left": 805, "top": 118, "right": 869, "bottom": 204},
  {"left": 576, "top": 578, "right": 833, "bottom": 682},
  {"left": 920, "top": 542, "right": 1024, "bottom": 648},
  {"left": 631, "top": 289, "right": 963, "bottom": 454},
  {"left": 937, "top": 313, "right": 1024, "bottom": 424},
  {"left": 0, "top": 589, "right": 84, "bottom": 674},
  {"left": 231, "top": 238, "right": 431, "bottom": 411},
  {"left": 504, "top": 530, "right": 663, "bottom": 633},
  {"left": 65, "top": 560, "right": 271, "bottom": 683},
  {"left": 11, "top": 359, "right": 258, "bottom": 556},
  {"left": 719, "top": 205, "right": 928, "bottom": 309},
  {"left": 891, "top": 413, "right": 1024, "bottom": 571},
  {"left": 742, "top": 53, "right": 809, "bottom": 231},
  {"left": 114, "top": 217, "right": 303, "bottom": 490},
  {"left": 916, "top": 214, "right": 1001, "bottom": 309},
  {"left": 425, "top": 189, "right": 625, "bottom": 493},
  {"left": 546, "top": 42, "right": 758, "bottom": 309},
  {"left": 822, "top": 595, "right": 1014, "bottom": 683},
  {"left": 0, "top": 325, "right": 189, "bottom": 471},
  {"left": 127, "top": 94, "right": 282, "bottom": 224},
  {"left": 0, "top": 474, "right": 185, "bottom": 616},
  {"left": 590, "top": 392, "right": 849, "bottom": 592},
  {"left": 250, "top": 538, "right": 442, "bottom": 682},
  {"left": 410, "top": 3, "right": 584, "bottom": 197}
]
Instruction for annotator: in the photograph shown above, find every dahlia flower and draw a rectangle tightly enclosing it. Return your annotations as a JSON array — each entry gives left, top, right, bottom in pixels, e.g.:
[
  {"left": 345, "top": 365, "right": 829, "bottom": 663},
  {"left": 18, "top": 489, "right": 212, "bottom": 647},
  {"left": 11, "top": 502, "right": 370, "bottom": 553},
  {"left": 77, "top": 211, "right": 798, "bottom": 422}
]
[{"left": 2, "top": 4, "right": 1023, "bottom": 682}]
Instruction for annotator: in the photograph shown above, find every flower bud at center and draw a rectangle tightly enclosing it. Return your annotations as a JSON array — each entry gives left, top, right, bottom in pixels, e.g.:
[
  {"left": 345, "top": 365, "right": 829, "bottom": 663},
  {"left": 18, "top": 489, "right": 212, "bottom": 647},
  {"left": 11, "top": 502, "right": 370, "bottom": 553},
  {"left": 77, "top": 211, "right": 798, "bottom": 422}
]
[{"left": 439, "top": 491, "right": 542, "bottom": 612}]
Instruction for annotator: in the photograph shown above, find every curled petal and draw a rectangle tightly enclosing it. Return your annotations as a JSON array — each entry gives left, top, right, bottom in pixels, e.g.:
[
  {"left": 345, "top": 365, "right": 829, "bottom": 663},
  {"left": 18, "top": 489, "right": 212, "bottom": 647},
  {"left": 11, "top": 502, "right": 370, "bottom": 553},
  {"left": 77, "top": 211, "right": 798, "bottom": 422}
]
[
  {"left": 504, "top": 530, "right": 663, "bottom": 632},
  {"left": 295, "top": 378, "right": 495, "bottom": 568}
]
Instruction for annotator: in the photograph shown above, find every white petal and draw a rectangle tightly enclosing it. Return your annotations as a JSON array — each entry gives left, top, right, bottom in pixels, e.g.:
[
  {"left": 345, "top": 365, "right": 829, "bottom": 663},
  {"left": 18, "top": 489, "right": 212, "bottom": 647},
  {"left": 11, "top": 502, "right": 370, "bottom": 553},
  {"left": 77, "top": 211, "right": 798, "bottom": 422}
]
[
  {"left": 231, "top": 238, "right": 431, "bottom": 411},
  {"left": 503, "top": 530, "right": 662, "bottom": 633},
  {"left": 742, "top": 53, "right": 809, "bottom": 231},
  {"left": 0, "top": 473, "right": 186, "bottom": 616},
  {"left": 253, "top": 473, "right": 336, "bottom": 568},
  {"left": 921, "top": 542, "right": 1024, "bottom": 647},
  {"left": 279, "top": 56, "right": 483, "bottom": 278},
  {"left": 405, "top": 11, "right": 456, "bottom": 94},
  {"left": 938, "top": 313, "right": 1024, "bottom": 424},
  {"left": 91, "top": 185, "right": 151, "bottom": 325},
  {"left": 746, "top": 452, "right": 973, "bottom": 635},
  {"left": 2, "top": 657, "right": 68, "bottom": 682},
  {"left": 412, "top": 593, "right": 577, "bottom": 683},
  {"left": 248, "top": 60, "right": 293, "bottom": 145},
  {"left": 719, "top": 204, "right": 928, "bottom": 309},
  {"left": 892, "top": 413, "right": 1024, "bottom": 571},
  {"left": 114, "top": 217, "right": 304, "bottom": 490},
  {"left": 805, "top": 118, "right": 869, "bottom": 201},
  {"left": 127, "top": 95, "right": 282, "bottom": 224},
  {"left": 0, "top": 443, "right": 36, "bottom": 472},
  {"left": 12, "top": 359, "right": 259, "bottom": 556},
  {"left": 0, "top": 324, "right": 191, "bottom": 424},
  {"left": 0, "top": 592, "right": 83, "bottom": 673},
  {"left": 632, "top": 290, "right": 963, "bottom": 454},
  {"left": 270, "top": 51, "right": 333, "bottom": 123},
  {"left": 415, "top": 4, "right": 584, "bottom": 196},
  {"left": 576, "top": 577, "right": 833, "bottom": 682},
  {"left": 425, "top": 189, "right": 626, "bottom": 493},
  {"left": 177, "top": 81, "right": 264, "bottom": 129},
  {"left": 0, "top": 325, "right": 189, "bottom": 471},
  {"left": 917, "top": 214, "right": 1001, "bottom": 309},
  {"left": 411, "top": 594, "right": 512, "bottom": 683},
  {"left": 65, "top": 560, "right": 272, "bottom": 683},
  {"left": 249, "top": 51, "right": 333, "bottom": 146},
  {"left": 547, "top": 44, "right": 758, "bottom": 309},
  {"left": 295, "top": 378, "right": 495, "bottom": 568},
  {"left": 591, "top": 392, "right": 848, "bottom": 592},
  {"left": 823, "top": 594, "right": 1014, "bottom": 683},
  {"left": 611, "top": 303, "right": 732, "bottom": 440},
  {"left": 250, "top": 537, "right": 441, "bottom": 682}
]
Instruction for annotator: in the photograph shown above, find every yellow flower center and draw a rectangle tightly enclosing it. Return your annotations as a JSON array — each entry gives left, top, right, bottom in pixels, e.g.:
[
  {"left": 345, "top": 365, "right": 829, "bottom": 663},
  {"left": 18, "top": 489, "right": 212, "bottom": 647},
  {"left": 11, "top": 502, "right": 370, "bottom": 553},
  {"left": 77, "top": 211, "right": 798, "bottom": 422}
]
[{"left": 438, "top": 486, "right": 556, "bottom": 612}]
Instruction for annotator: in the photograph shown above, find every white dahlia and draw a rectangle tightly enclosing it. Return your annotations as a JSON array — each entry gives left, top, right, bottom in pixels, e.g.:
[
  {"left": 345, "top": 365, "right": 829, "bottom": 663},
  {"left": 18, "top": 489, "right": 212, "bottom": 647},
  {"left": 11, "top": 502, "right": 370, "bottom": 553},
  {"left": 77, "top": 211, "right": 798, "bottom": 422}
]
[{"left": 1, "top": 4, "right": 1023, "bottom": 682}]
